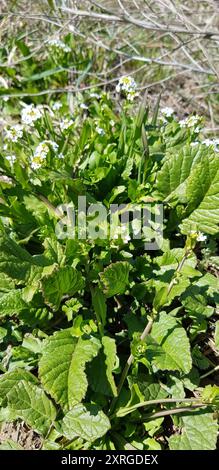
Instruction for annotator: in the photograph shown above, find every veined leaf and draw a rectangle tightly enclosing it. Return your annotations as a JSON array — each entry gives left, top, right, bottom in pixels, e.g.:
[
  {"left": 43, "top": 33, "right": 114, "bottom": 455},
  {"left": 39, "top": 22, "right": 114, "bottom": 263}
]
[
  {"left": 62, "top": 403, "right": 110, "bottom": 442},
  {"left": 7, "top": 380, "right": 56, "bottom": 436},
  {"left": 102, "top": 336, "right": 118, "bottom": 397},
  {"left": 39, "top": 328, "right": 101, "bottom": 410},
  {"left": 180, "top": 165, "right": 219, "bottom": 234},
  {"left": 41, "top": 265, "right": 84, "bottom": 310},
  {"left": 0, "top": 290, "right": 28, "bottom": 318},
  {"left": 156, "top": 146, "right": 208, "bottom": 200},
  {"left": 0, "top": 369, "right": 38, "bottom": 405},
  {"left": 147, "top": 312, "right": 192, "bottom": 374},
  {"left": 0, "top": 234, "right": 43, "bottom": 283},
  {"left": 156, "top": 147, "right": 219, "bottom": 234},
  {"left": 92, "top": 287, "right": 107, "bottom": 328},
  {"left": 100, "top": 261, "right": 130, "bottom": 297},
  {"left": 169, "top": 413, "right": 218, "bottom": 450}
]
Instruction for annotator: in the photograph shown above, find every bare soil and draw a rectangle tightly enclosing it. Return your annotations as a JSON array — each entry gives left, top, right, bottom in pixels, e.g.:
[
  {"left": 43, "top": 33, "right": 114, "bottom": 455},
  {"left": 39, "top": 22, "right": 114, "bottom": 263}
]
[{"left": 0, "top": 422, "right": 42, "bottom": 450}]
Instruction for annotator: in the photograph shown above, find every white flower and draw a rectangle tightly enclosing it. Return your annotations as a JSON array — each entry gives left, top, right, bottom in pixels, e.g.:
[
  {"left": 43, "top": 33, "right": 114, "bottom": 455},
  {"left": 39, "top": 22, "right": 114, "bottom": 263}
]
[
  {"left": 187, "top": 116, "right": 200, "bottom": 128},
  {"left": 30, "top": 156, "right": 45, "bottom": 170},
  {"left": 202, "top": 138, "right": 212, "bottom": 146},
  {"left": 203, "top": 138, "right": 219, "bottom": 152},
  {"left": 48, "top": 39, "right": 71, "bottom": 53},
  {"left": 5, "top": 154, "right": 16, "bottom": 165},
  {"left": 161, "top": 107, "right": 174, "bottom": 117},
  {"left": 31, "top": 140, "right": 58, "bottom": 170},
  {"left": 116, "top": 76, "right": 138, "bottom": 101},
  {"left": 52, "top": 102, "right": 62, "bottom": 111},
  {"left": 179, "top": 115, "right": 201, "bottom": 129},
  {"left": 21, "top": 105, "right": 42, "bottom": 125},
  {"left": 90, "top": 92, "right": 100, "bottom": 99},
  {"left": 96, "top": 126, "right": 105, "bottom": 136},
  {"left": 34, "top": 140, "right": 58, "bottom": 157},
  {"left": 179, "top": 118, "right": 187, "bottom": 128},
  {"left": 116, "top": 76, "right": 137, "bottom": 93},
  {"left": 197, "top": 232, "right": 207, "bottom": 242},
  {"left": 190, "top": 230, "right": 207, "bottom": 242},
  {"left": 80, "top": 103, "right": 88, "bottom": 110},
  {"left": 5, "top": 124, "right": 23, "bottom": 142},
  {"left": 46, "top": 140, "right": 59, "bottom": 152},
  {"left": 112, "top": 224, "right": 131, "bottom": 243},
  {"left": 60, "top": 118, "right": 74, "bottom": 131},
  {"left": 191, "top": 141, "right": 199, "bottom": 147},
  {"left": 127, "top": 91, "right": 139, "bottom": 102}
]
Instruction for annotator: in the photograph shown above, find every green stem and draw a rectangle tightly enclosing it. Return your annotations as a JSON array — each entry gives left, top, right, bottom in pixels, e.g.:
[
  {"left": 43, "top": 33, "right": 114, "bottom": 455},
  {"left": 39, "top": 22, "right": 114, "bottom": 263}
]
[
  {"left": 131, "top": 404, "right": 208, "bottom": 423},
  {"left": 200, "top": 364, "right": 219, "bottom": 379},
  {"left": 114, "top": 397, "right": 203, "bottom": 418}
]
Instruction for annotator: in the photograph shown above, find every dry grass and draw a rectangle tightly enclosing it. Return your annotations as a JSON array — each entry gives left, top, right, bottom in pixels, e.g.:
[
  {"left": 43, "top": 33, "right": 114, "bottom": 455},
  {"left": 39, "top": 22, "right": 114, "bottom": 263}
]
[{"left": 1, "top": 1, "right": 219, "bottom": 129}]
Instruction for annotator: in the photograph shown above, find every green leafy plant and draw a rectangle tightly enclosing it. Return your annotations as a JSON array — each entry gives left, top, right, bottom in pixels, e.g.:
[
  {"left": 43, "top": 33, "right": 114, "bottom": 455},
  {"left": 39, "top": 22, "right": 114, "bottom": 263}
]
[{"left": 0, "top": 37, "right": 219, "bottom": 449}]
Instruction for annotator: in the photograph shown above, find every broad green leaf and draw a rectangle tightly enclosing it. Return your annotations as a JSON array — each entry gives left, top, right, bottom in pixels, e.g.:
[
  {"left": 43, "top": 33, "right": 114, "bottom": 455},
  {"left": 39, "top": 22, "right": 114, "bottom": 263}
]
[
  {"left": 0, "top": 234, "right": 42, "bottom": 283},
  {"left": 0, "top": 272, "right": 15, "bottom": 293},
  {"left": 202, "top": 385, "right": 219, "bottom": 404},
  {"left": 181, "top": 285, "right": 214, "bottom": 318},
  {"left": 7, "top": 380, "right": 57, "bottom": 436},
  {"left": 41, "top": 265, "right": 84, "bottom": 310},
  {"left": 100, "top": 261, "right": 130, "bottom": 297},
  {"left": 169, "top": 413, "right": 218, "bottom": 450},
  {"left": 62, "top": 403, "right": 110, "bottom": 442},
  {"left": 39, "top": 328, "right": 101, "bottom": 409},
  {"left": 0, "top": 369, "right": 38, "bottom": 404},
  {"left": 88, "top": 337, "right": 119, "bottom": 398},
  {"left": 156, "top": 148, "right": 219, "bottom": 234},
  {"left": 156, "top": 146, "right": 203, "bottom": 200},
  {"left": 92, "top": 287, "right": 107, "bottom": 328},
  {"left": 180, "top": 165, "right": 219, "bottom": 234},
  {"left": 128, "top": 373, "right": 168, "bottom": 403},
  {"left": 0, "top": 290, "right": 27, "bottom": 317},
  {"left": 102, "top": 336, "right": 118, "bottom": 397},
  {"left": 147, "top": 312, "right": 192, "bottom": 374}
]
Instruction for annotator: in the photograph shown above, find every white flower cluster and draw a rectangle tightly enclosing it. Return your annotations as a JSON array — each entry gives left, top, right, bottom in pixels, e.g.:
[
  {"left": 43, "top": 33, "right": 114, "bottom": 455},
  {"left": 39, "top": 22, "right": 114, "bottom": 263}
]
[
  {"left": 202, "top": 138, "right": 219, "bottom": 152},
  {"left": 52, "top": 102, "right": 62, "bottom": 111},
  {"left": 5, "top": 124, "right": 23, "bottom": 142},
  {"left": 31, "top": 140, "right": 58, "bottom": 170},
  {"left": 60, "top": 118, "right": 74, "bottom": 131},
  {"left": 5, "top": 154, "right": 16, "bottom": 165},
  {"left": 21, "top": 105, "right": 42, "bottom": 125},
  {"left": 80, "top": 103, "right": 88, "bottom": 110},
  {"left": 112, "top": 225, "right": 131, "bottom": 244},
  {"left": 179, "top": 115, "right": 201, "bottom": 133},
  {"left": 160, "top": 107, "right": 174, "bottom": 118},
  {"left": 96, "top": 126, "right": 105, "bottom": 136},
  {"left": 90, "top": 92, "right": 100, "bottom": 99},
  {"left": 190, "top": 231, "right": 207, "bottom": 242},
  {"left": 191, "top": 138, "right": 219, "bottom": 152},
  {"left": 116, "top": 76, "right": 138, "bottom": 101},
  {"left": 48, "top": 39, "right": 71, "bottom": 53}
]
